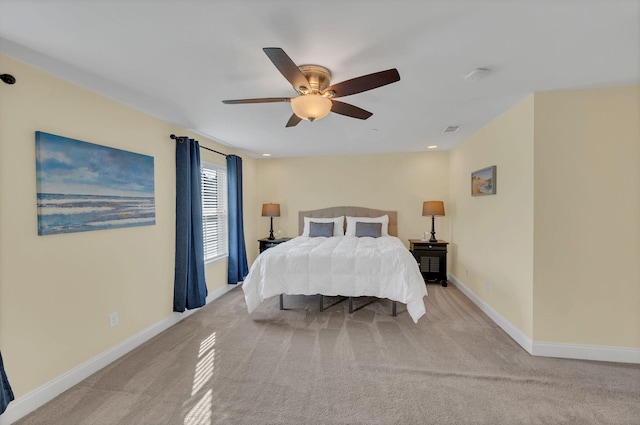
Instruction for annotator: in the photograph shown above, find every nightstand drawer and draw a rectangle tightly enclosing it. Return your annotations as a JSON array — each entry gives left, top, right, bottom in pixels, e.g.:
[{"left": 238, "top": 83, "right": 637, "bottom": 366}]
[
  {"left": 409, "top": 240, "right": 448, "bottom": 251},
  {"left": 258, "top": 238, "right": 292, "bottom": 253},
  {"left": 419, "top": 244, "right": 446, "bottom": 251}
]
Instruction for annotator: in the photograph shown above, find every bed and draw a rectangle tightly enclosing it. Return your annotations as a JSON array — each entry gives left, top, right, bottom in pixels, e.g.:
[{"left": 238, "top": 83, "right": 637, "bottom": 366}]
[{"left": 242, "top": 206, "right": 427, "bottom": 323}]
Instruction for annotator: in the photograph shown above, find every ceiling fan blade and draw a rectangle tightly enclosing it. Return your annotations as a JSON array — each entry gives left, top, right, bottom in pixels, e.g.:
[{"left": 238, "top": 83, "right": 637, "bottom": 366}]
[
  {"left": 285, "top": 114, "right": 302, "bottom": 127},
  {"left": 222, "top": 97, "right": 290, "bottom": 104},
  {"left": 263, "top": 47, "right": 310, "bottom": 93},
  {"left": 330, "top": 100, "right": 373, "bottom": 120},
  {"left": 324, "top": 68, "right": 400, "bottom": 98}
]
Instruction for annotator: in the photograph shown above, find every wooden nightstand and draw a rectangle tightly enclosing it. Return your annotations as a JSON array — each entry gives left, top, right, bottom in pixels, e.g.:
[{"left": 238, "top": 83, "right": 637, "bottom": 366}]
[
  {"left": 258, "top": 238, "right": 292, "bottom": 253},
  {"left": 409, "top": 239, "right": 449, "bottom": 287}
]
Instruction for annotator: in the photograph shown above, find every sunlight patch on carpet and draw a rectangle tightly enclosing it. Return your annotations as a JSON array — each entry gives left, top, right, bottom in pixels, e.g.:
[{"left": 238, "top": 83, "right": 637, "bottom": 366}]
[
  {"left": 192, "top": 332, "right": 216, "bottom": 396},
  {"left": 184, "top": 388, "right": 212, "bottom": 425}
]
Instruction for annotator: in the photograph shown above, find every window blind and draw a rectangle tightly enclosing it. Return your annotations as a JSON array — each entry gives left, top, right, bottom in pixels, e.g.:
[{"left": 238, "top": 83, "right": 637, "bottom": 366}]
[{"left": 201, "top": 162, "right": 228, "bottom": 262}]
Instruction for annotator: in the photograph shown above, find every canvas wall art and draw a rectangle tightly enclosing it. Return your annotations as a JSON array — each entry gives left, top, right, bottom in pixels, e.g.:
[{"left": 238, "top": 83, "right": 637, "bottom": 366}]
[
  {"left": 471, "top": 165, "right": 497, "bottom": 196},
  {"left": 36, "top": 131, "right": 155, "bottom": 235}
]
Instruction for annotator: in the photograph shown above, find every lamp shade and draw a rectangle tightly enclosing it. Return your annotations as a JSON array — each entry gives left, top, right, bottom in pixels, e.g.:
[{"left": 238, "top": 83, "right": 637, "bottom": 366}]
[
  {"left": 290, "top": 94, "right": 332, "bottom": 122},
  {"left": 262, "top": 203, "right": 280, "bottom": 217},
  {"left": 422, "top": 201, "right": 445, "bottom": 217}
]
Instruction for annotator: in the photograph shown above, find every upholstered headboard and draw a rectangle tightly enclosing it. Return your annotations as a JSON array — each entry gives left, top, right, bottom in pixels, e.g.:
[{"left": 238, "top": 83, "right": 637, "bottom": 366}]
[{"left": 298, "top": 206, "right": 398, "bottom": 237}]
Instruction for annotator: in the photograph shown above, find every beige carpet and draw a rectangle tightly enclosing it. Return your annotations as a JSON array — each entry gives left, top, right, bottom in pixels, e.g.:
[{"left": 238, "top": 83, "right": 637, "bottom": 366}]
[{"left": 15, "top": 284, "right": 640, "bottom": 425}]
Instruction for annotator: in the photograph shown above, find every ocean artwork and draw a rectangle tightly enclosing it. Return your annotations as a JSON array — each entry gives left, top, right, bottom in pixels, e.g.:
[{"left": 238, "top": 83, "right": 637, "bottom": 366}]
[
  {"left": 471, "top": 166, "right": 497, "bottom": 196},
  {"left": 36, "top": 131, "right": 155, "bottom": 235}
]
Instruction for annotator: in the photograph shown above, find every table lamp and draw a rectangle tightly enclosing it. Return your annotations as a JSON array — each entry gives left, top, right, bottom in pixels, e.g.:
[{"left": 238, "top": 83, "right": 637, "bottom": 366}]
[
  {"left": 422, "top": 201, "right": 445, "bottom": 242},
  {"left": 262, "top": 203, "right": 280, "bottom": 240}
]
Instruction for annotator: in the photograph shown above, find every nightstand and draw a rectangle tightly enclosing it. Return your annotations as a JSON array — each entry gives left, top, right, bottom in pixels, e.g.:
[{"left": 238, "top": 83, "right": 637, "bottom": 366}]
[
  {"left": 409, "top": 239, "right": 449, "bottom": 287},
  {"left": 258, "top": 238, "right": 292, "bottom": 253}
]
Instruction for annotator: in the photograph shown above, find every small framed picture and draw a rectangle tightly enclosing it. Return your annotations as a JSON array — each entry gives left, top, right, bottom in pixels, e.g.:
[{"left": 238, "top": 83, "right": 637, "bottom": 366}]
[{"left": 471, "top": 166, "right": 496, "bottom": 196}]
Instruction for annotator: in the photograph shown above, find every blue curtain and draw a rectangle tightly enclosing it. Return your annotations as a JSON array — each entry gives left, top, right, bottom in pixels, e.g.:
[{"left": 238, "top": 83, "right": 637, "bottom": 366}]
[
  {"left": 227, "top": 155, "right": 249, "bottom": 284},
  {"left": 173, "top": 138, "right": 208, "bottom": 312},
  {"left": 0, "top": 352, "right": 14, "bottom": 415}
]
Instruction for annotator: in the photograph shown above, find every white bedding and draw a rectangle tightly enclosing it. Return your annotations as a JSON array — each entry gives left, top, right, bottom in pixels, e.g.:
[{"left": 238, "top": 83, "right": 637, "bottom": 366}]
[{"left": 242, "top": 235, "right": 427, "bottom": 323}]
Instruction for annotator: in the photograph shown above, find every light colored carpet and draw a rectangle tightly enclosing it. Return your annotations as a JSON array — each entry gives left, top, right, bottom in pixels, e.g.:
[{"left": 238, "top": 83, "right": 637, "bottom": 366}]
[{"left": 15, "top": 284, "right": 640, "bottom": 425}]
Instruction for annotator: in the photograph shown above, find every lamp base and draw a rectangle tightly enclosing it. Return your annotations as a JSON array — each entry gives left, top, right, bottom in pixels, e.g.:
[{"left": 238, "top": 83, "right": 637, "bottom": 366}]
[
  {"left": 268, "top": 216, "right": 275, "bottom": 240},
  {"left": 429, "top": 215, "right": 437, "bottom": 242}
]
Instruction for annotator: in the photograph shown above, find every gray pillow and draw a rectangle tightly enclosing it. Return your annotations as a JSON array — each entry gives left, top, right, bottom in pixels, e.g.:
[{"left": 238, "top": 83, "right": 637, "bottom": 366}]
[
  {"left": 309, "top": 221, "right": 334, "bottom": 238},
  {"left": 355, "top": 222, "right": 382, "bottom": 238}
]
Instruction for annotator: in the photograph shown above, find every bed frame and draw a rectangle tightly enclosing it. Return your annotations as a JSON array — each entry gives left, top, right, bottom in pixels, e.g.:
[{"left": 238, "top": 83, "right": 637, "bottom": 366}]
[{"left": 278, "top": 206, "right": 399, "bottom": 316}]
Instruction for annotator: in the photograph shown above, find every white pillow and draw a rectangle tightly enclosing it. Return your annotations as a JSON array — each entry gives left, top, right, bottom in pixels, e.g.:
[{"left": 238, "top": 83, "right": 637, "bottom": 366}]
[
  {"left": 345, "top": 215, "right": 389, "bottom": 236},
  {"left": 302, "top": 216, "right": 344, "bottom": 237}
]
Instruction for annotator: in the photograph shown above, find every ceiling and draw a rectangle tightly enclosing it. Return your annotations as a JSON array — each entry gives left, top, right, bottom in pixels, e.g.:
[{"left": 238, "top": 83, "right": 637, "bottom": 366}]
[{"left": 0, "top": 1, "right": 638, "bottom": 158}]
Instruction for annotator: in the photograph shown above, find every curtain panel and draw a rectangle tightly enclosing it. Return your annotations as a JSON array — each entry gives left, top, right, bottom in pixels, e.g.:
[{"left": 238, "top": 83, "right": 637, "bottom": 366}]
[
  {"left": 226, "top": 155, "right": 249, "bottom": 284},
  {"left": 173, "top": 138, "right": 208, "bottom": 312},
  {"left": 0, "top": 352, "right": 14, "bottom": 415}
]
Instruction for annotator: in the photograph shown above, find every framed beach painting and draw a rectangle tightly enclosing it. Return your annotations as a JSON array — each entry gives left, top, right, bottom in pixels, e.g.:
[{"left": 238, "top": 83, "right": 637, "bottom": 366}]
[
  {"left": 35, "top": 131, "right": 155, "bottom": 235},
  {"left": 471, "top": 166, "right": 496, "bottom": 196}
]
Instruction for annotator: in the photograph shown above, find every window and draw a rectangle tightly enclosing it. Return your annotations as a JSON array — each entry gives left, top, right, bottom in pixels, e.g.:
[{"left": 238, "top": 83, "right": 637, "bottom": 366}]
[{"left": 201, "top": 161, "right": 228, "bottom": 263}]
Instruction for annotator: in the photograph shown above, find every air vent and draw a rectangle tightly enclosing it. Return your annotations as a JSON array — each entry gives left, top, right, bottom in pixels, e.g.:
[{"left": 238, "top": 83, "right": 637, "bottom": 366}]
[{"left": 443, "top": 125, "right": 462, "bottom": 133}]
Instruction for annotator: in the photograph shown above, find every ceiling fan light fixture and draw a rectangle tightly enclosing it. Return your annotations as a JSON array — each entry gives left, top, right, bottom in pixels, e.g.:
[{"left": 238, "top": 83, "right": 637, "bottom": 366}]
[
  {"left": 223, "top": 48, "right": 400, "bottom": 127},
  {"left": 290, "top": 94, "right": 332, "bottom": 122}
]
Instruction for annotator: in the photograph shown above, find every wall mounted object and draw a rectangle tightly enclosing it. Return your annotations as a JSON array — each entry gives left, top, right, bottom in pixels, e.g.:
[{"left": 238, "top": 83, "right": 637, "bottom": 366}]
[
  {"left": 0, "top": 74, "right": 16, "bottom": 84},
  {"left": 471, "top": 166, "right": 497, "bottom": 196},
  {"left": 35, "top": 131, "right": 155, "bottom": 235}
]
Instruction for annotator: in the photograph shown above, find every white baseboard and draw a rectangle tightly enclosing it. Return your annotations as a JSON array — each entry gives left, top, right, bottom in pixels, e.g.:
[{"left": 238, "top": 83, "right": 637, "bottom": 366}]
[
  {"left": 448, "top": 274, "right": 533, "bottom": 353},
  {"left": 449, "top": 274, "right": 640, "bottom": 364},
  {"left": 532, "top": 341, "right": 640, "bottom": 364},
  {"left": 0, "top": 284, "right": 239, "bottom": 425}
]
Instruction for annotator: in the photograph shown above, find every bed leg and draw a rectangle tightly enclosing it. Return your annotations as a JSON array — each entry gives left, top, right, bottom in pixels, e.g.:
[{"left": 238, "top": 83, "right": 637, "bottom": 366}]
[
  {"left": 319, "top": 295, "right": 324, "bottom": 312},
  {"left": 348, "top": 297, "right": 353, "bottom": 314},
  {"left": 279, "top": 294, "right": 284, "bottom": 310},
  {"left": 392, "top": 301, "right": 397, "bottom": 316}
]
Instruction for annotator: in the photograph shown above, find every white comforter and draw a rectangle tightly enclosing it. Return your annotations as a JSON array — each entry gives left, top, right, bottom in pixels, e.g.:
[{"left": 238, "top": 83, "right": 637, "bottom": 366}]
[{"left": 242, "top": 236, "right": 427, "bottom": 323}]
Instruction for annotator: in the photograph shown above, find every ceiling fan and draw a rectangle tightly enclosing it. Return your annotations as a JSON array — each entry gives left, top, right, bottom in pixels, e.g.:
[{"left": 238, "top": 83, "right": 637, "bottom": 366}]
[{"left": 222, "top": 48, "right": 400, "bottom": 127}]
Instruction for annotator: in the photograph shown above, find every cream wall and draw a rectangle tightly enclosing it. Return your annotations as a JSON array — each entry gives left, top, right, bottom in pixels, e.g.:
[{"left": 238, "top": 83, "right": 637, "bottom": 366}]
[
  {"left": 241, "top": 156, "right": 261, "bottom": 266},
  {"left": 255, "top": 151, "right": 450, "bottom": 247},
  {"left": 449, "top": 86, "right": 640, "bottom": 350},
  {"left": 533, "top": 86, "right": 640, "bottom": 347},
  {"left": 0, "top": 53, "right": 259, "bottom": 398},
  {"left": 449, "top": 96, "right": 535, "bottom": 338}
]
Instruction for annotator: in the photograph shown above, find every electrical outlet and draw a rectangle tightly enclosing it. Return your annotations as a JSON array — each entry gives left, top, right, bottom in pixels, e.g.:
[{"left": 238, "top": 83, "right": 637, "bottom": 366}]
[
  {"left": 485, "top": 281, "right": 492, "bottom": 293},
  {"left": 465, "top": 269, "right": 469, "bottom": 277},
  {"left": 109, "top": 311, "right": 119, "bottom": 328}
]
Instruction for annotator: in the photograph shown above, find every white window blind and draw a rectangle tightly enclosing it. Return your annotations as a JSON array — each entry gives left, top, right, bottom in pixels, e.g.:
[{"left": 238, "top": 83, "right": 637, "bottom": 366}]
[{"left": 201, "top": 161, "right": 228, "bottom": 263}]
